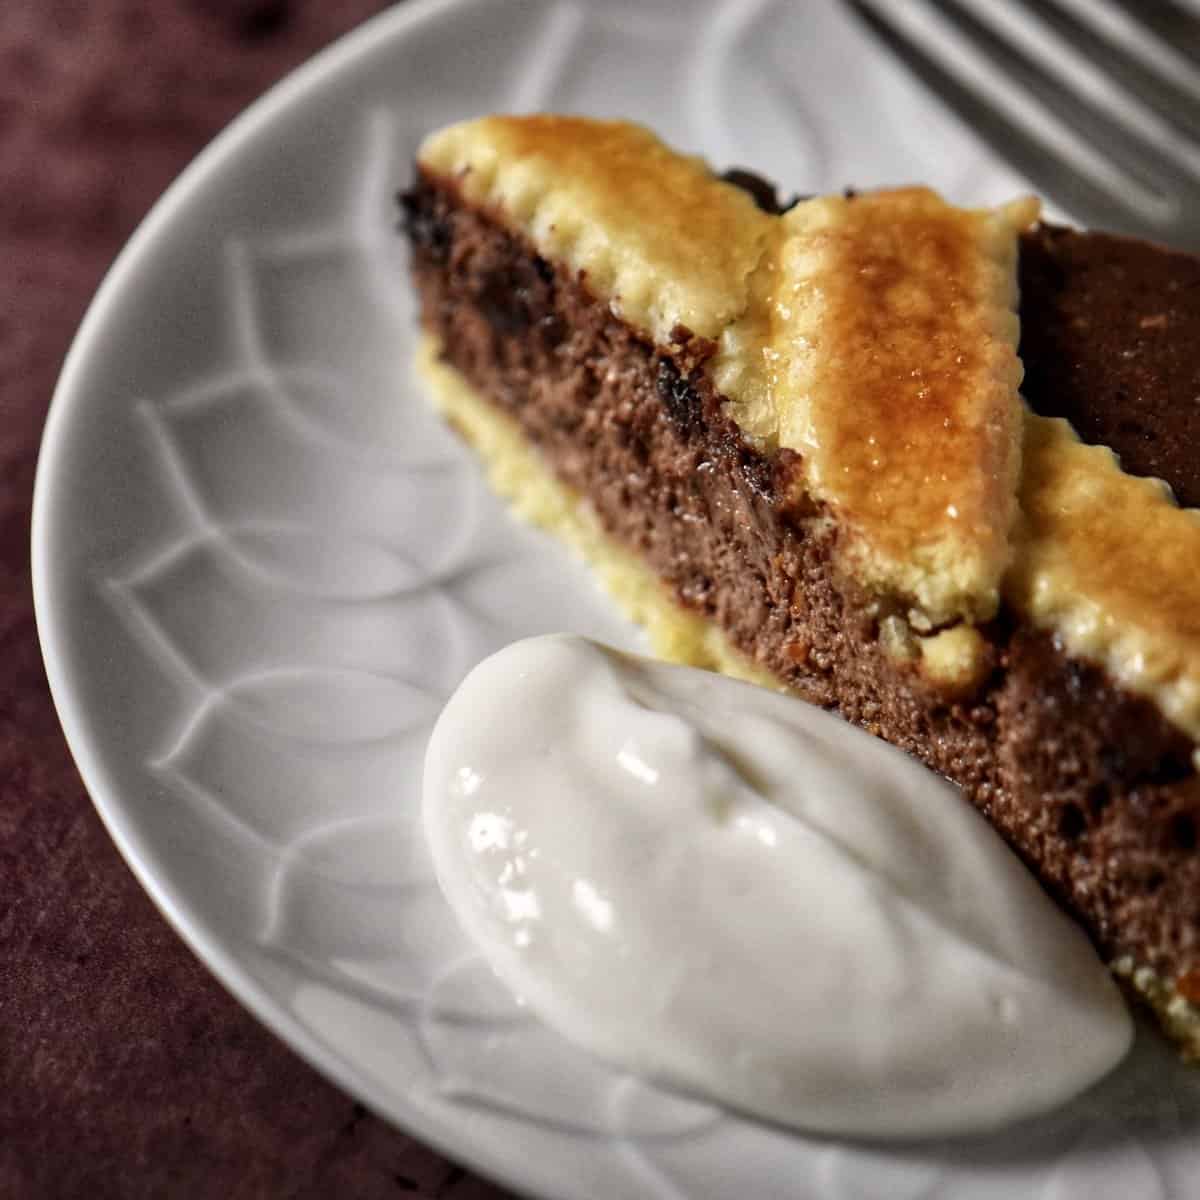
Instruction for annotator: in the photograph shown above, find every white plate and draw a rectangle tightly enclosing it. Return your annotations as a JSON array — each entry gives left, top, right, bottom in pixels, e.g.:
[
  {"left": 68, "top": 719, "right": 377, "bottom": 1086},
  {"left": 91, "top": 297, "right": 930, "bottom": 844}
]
[{"left": 32, "top": 0, "right": 1200, "bottom": 1195}]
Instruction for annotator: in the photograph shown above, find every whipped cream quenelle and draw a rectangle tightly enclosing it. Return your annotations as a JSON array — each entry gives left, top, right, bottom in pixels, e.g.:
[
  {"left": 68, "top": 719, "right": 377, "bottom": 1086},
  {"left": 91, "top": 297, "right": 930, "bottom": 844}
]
[{"left": 422, "top": 635, "right": 1132, "bottom": 1138}]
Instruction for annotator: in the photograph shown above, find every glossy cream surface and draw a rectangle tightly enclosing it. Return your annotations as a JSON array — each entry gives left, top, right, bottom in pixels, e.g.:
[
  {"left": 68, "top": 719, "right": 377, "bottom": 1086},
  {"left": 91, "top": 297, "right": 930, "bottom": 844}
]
[{"left": 423, "top": 635, "right": 1132, "bottom": 1139}]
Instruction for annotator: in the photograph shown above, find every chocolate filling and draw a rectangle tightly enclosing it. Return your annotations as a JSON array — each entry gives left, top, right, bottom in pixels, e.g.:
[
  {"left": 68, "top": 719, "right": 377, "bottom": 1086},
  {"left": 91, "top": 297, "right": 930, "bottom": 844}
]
[
  {"left": 404, "top": 171, "right": 1200, "bottom": 983},
  {"left": 1019, "top": 225, "right": 1200, "bottom": 509}
]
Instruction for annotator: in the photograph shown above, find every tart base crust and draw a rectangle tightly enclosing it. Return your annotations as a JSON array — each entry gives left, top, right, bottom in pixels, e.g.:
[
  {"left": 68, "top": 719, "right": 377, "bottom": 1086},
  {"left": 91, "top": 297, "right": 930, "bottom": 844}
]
[{"left": 418, "top": 335, "right": 779, "bottom": 690}]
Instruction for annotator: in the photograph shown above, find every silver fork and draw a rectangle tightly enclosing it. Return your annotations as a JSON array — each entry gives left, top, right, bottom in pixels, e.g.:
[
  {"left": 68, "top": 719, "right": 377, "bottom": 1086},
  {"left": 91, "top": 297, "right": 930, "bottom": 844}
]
[{"left": 846, "top": 0, "right": 1200, "bottom": 250}]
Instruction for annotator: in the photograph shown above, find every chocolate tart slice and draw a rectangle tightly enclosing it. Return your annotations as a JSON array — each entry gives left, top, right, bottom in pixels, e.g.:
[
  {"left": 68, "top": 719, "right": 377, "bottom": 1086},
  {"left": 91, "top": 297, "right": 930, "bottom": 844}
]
[{"left": 402, "top": 115, "right": 1200, "bottom": 1054}]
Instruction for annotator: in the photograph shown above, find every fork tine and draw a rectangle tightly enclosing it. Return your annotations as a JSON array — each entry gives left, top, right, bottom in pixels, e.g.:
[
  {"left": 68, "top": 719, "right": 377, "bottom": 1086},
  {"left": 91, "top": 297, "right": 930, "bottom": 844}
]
[
  {"left": 1106, "top": 0, "right": 1200, "bottom": 72},
  {"left": 844, "top": 1, "right": 1183, "bottom": 244},
  {"left": 928, "top": 0, "right": 1181, "bottom": 197},
  {"left": 1008, "top": 0, "right": 1200, "bottom": 139}
]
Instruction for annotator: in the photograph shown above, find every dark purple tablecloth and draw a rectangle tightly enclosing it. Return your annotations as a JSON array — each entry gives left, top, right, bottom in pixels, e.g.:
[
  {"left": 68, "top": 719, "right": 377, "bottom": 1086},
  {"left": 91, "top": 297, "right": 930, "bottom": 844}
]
[{"left": 1, "top": 3, "right": 514, "bottom": 1195}]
